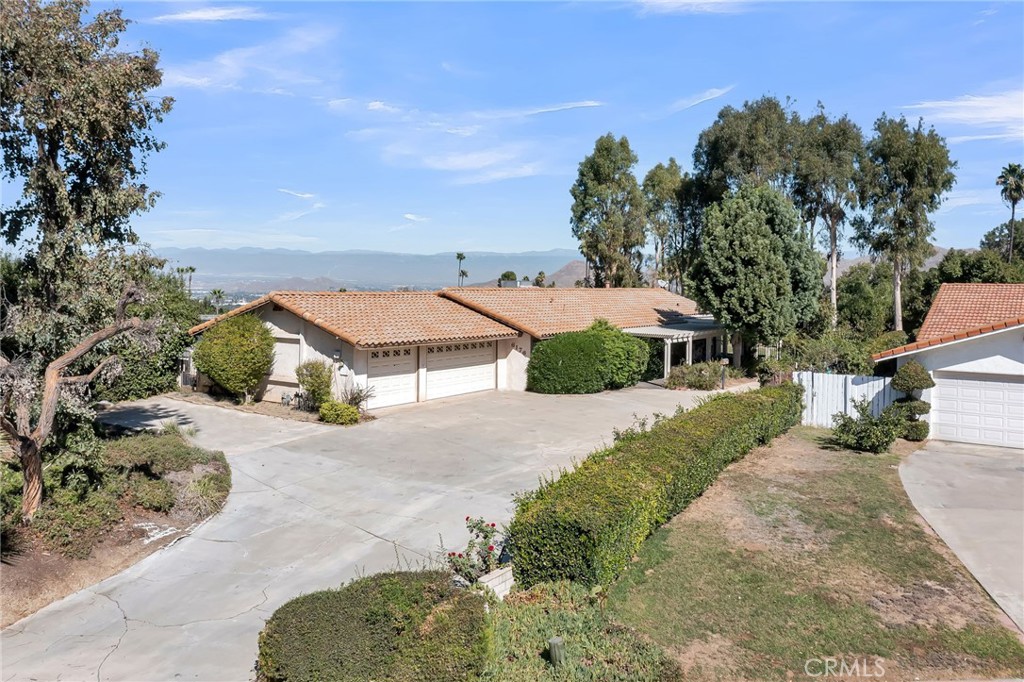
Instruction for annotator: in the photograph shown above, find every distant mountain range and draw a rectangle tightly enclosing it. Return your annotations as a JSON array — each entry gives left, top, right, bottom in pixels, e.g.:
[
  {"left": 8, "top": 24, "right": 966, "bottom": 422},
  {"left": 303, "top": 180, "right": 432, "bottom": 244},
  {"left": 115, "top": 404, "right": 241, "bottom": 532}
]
[{"left": 156, "top": 247, "right": 582, "bottom": 293}]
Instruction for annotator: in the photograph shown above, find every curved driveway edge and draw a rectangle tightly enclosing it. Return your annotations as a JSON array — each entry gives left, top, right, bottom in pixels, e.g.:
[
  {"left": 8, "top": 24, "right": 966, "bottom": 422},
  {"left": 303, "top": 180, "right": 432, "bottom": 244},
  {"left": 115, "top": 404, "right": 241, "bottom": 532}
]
[
  {"left": 900, "top": 441, "right": 1024, "bottom": 632},
  {"left": 1, "top": 385, "right": 735, "bottom": 681}
]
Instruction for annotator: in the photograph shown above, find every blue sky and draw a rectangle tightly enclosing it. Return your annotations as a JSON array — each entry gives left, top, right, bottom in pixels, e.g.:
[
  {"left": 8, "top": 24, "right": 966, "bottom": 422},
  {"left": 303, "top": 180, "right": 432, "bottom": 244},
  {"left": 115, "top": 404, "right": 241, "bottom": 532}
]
[{"left": 110, "top": 1, "right": 1023, "bottom": 255}]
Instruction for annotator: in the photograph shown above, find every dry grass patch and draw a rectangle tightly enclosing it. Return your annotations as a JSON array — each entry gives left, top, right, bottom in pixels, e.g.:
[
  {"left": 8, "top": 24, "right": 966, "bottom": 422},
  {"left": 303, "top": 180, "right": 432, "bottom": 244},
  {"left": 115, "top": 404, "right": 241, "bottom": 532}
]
[{"left": 607, "top": 427, "right": 1024, "bottom": 681}]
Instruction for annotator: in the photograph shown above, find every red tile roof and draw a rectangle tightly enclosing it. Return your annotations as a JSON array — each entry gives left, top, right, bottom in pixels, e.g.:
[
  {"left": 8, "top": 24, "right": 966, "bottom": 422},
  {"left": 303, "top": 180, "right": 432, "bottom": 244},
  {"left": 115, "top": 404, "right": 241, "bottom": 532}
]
[
  {"left": 189, "top": 291, "right": 518, "bottom": 348},
  {"left": 439, "top": 287, "right": 699, "bottom": 339},
  {"left": 917, "top": 283, "right": 1024, "bottom": 341},
  {"left": 872, "top": 315, "right": 1024, "bottom": 361}
]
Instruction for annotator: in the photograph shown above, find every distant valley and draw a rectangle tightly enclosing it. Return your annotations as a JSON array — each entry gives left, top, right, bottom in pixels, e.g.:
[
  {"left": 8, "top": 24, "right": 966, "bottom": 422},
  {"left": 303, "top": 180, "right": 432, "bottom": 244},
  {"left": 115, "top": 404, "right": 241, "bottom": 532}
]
[{"left": 156, "top": 247, "right": 582, "bottom": 294}]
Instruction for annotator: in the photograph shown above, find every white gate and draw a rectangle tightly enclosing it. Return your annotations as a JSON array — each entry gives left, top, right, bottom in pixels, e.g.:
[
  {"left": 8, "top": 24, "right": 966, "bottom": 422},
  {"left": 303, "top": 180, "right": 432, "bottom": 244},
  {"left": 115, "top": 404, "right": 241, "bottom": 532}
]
[{"left": 794, "top": 371, "right": 902, "bottom": 428}]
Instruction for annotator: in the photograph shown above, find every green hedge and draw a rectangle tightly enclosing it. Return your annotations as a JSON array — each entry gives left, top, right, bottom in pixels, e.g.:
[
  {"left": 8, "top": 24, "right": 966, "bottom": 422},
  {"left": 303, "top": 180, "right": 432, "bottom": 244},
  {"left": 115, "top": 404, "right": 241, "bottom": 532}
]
[
  {"left": 508, "top": 384, "right": 803, "bottom": 587},
  {"left": 527, "top": 320, "right": 647, "bottom": 394},
  {"left": 257, "top": 570, "right": 489, "bottom": 682}
]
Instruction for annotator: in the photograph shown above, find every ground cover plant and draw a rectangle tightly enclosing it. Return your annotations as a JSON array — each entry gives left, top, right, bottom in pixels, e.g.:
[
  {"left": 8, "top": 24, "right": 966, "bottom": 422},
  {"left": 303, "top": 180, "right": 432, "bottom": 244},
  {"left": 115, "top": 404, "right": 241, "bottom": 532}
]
[
  {"left": 256, "top": 570, "right": 489, "bottom": 682},
  {"left": 607, "top": 428, "right": 1024, "bottom": 681},
  {"left": 509, "top": 384, "right": 803, "bottom": 587}
]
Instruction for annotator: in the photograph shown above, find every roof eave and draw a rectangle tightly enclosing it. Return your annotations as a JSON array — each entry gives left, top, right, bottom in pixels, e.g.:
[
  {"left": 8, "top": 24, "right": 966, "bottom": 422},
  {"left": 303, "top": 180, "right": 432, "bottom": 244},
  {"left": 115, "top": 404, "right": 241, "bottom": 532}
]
[{"left": 872, "top": 319, "right": 1024, "bottom": 362}]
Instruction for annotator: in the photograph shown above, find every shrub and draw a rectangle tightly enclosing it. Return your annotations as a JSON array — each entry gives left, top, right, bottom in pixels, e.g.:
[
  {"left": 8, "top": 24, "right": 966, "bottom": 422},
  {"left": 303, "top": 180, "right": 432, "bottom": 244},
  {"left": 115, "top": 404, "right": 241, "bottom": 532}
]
[
  {"left": 527, "top": 320, "right": 647, "bottom": 394},
  {"left": 192, "top": 314, "right": 275, "bottom": 403},
  {"left": 33, "top": 484, "right": 123, "bottom": 559},
  {"left": 340, "top": 383, "right": 375, "bottom": 412},
  {"left": 641, "top": 338, "right": 664, "bottom": 382},
  {"left": 902, "top": 420, "right": 930, "bottom": 442},
  {"left": 831, "top": 398, "right": 905, "bottom": 453},
  {"left": 756, "top": 357, "right": 794, "bottom": 387},
  {"left": 508, "top": 384, "right": 803, "bottom": 587},
  {"left": 127, "top": 472, "right": 175, "bottom": 512},
  {"left": 295, "top": 359, "right": 334, "bottom": 409},
  {"left": 481, "top": 581, "right": 680, "bottom": 681},
  {"left": 782, "top": 329, "right": 873, "bottom": 374},
  {"left": 866, "top": 330, "right": 909, "bottom": 355},
  {"left": 319, "top": 400, "right": 360, "bottom": 425},
  {"left": 102, "top": 433, "right": 215, "bottom": 475},
  {"left": 180, "top": 468, "right": 232, "bottom": 518},
  {"left": 257, "top": 570, "right": 490, "bottom": 682},
  {"left": 666, "top": 361, "right": 720, "bottom": 390},
  {"left": 891, "top": 359, "right": 934, "bottom": 394},
  {"left": 527, "top": 331, "right": 605, "bottom": 394}
]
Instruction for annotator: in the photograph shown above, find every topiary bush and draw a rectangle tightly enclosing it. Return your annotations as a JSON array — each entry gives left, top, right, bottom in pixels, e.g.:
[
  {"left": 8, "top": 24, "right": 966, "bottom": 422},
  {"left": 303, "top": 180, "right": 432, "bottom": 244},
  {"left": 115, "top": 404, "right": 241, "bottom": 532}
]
[
  {"left": 902, "top": 420, "right": 930, "bottom": 442},
  {"left": 666, "top": 361, "right": 720, "bottom": 390},
  {"left": 891, "top": 360, "right": 934, "bottom": 394},
  {"left": 256, "top": 570, "right": 490, "bottom": 682},
  {"left": 831, "top": 398, "right": 905, "bottom": 453},
  {"left": 527, "top": 320, "right": 647, "bottom": 394},
  {"left": 192, "top": 314, "right": 275, "bottom": 403},
  {"left": 526, "top": 331, "right": 606, "bottom": 394},
  {"left": 319, "top": 400, "right": 360, "bottom": 425},
  {"left": 295, "top": 359, "right": 334, "bottom": 409},
  {"left": 508, "top": 384, "right": 803, "bottom": 587}
]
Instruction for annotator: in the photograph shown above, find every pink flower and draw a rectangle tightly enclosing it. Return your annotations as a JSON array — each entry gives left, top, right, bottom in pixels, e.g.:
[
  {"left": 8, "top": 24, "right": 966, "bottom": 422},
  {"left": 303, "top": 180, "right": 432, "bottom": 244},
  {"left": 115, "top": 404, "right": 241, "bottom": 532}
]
[{"left": 488, "top": 545, "right": 495, "bottom": 552}]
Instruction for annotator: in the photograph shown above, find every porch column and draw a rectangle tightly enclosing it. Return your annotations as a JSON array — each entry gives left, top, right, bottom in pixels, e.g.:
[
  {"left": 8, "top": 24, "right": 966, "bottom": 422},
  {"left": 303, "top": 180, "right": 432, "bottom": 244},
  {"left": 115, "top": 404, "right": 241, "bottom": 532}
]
[
  {"left": 686, "top": 337, "right": 693, "bottom": 365},
  {"left": 663, "top": 339, "right": 672, "bottom": 380}
]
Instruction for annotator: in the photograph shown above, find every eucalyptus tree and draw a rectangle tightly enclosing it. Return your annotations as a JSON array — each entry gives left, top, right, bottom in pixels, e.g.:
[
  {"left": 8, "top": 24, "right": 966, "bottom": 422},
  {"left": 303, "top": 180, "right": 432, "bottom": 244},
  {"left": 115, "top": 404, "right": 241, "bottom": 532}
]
[
  {"left": 642, "top": 158, "right": 683, "bottom": 285},
  {"left": 852, "top": 115, "right": 956, "bottom": 331},
  {"left": 570, "top": 134, "right": 647, "bottom": 288},
  {"left": 793, "top": 106, "right": 864, "bottom": 324},
  {"left": 0, "top": 0, "right": 173, "bottom": 518}
]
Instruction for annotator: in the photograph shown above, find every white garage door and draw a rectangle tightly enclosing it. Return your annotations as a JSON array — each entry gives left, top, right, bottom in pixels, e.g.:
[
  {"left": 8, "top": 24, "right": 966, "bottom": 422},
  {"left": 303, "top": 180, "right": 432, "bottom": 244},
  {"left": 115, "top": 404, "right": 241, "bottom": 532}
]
[
  {"left": 425, "top": 341, "right": 496, "bottom": 400},
  {"left": 933, "top": 372, "right": 1024, "bottom": 448},
  {"left": 367, "top": 347, "right": 418, "bottom": 409}
]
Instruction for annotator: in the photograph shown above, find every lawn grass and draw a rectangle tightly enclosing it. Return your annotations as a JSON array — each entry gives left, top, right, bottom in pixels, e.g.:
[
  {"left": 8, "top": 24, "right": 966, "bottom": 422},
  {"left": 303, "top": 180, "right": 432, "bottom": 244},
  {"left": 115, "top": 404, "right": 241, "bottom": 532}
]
[{"left": 606, "top": 427, "right": 1024, "bottom": 681}]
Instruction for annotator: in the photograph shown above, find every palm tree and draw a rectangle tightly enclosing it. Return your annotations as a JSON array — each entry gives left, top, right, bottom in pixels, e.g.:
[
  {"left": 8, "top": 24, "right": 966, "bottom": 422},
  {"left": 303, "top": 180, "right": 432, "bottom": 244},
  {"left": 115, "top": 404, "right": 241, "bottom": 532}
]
[
  {"left": 997, "top": 163, "right": 1024, "bottom": 262},
  {"left": 183, "top": 265, "right": 196, "bottom": 296},
  {"left": 455, "top": 252, "right": 466, "bottom": 286},
  {"left": 459, "top": 269, "right": 468, "bottom": 286},
  {"left": 210, "top": 288, "right": 226, "bottom": 314}
]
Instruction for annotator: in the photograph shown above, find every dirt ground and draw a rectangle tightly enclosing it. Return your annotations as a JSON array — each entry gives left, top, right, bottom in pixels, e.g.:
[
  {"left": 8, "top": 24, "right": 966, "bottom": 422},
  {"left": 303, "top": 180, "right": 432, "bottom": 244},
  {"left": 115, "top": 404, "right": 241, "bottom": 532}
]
[
  {"left": 610, "top": 428, "right": 1024, "bottom": 682},
  {"left": 2, "top": 509, "right": 192, "bottom": 628}
]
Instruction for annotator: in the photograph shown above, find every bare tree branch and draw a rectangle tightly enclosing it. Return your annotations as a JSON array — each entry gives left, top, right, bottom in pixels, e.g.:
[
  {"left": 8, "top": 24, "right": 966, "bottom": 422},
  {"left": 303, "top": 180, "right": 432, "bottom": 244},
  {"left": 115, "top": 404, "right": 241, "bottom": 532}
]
[{"left": 61, "top": 355, "right": 120, "bottom": 386}]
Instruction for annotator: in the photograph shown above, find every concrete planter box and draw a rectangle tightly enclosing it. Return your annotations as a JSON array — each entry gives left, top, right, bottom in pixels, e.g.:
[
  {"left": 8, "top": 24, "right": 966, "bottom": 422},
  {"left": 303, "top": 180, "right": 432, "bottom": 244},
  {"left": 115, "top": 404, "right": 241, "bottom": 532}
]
[{"left": 477, "top": 564, "right": 514, "bottom": 600}]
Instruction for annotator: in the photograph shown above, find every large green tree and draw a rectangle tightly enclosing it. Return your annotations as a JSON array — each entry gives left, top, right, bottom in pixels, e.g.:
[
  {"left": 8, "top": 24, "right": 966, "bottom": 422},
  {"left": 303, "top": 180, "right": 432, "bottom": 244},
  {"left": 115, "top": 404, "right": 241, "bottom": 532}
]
[
  {"left": 570, "top": 134, "right": 647, "bottom": 288},
  {"left": 996, "top": 163, "right": 1023, "bottom": 262},
  {"left": 642, "top": 158, "right": 683, "bottom": 285},
  {"left": 836, "top": 263, "right": 894, "bottom": 340},
  {"left": 981, "top": 220, "right": 1024, "bottom": 263},
  {"left": 691, "top": 185, "right": 822, "bottom": 356},
  {"left": 0, "top": 0, "right": 173, "bottom": 518},
  {"left": 852, "top": 115, "right": 956, "bottom": 331},
  {"left": 792, "top": 106, "right": 863, "bottom": 324}
]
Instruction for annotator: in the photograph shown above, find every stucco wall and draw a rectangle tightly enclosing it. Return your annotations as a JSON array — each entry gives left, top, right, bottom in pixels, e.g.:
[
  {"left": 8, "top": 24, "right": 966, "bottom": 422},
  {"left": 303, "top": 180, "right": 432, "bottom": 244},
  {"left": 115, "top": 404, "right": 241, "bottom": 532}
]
[
  {"left": 253, "top": 305, "right": 355, "bottom": 403},
  {"left": 502, "top": 334, "right": 532, "bottom": 391}
]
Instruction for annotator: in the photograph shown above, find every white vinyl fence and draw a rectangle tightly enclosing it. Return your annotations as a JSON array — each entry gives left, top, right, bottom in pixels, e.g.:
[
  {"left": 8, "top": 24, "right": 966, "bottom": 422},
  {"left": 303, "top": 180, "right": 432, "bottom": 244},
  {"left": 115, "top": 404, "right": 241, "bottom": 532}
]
[{"left": 794, "top": 371, "right": 903, "bottom": 428}]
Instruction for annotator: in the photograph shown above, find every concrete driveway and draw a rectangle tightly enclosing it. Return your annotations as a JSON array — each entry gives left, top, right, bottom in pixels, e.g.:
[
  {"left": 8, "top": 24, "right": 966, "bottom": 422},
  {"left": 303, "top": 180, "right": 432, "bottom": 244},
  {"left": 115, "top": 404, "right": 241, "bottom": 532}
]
[
  {"left": 901, "top": 441, "right": 1024, "bottom": 632},
  {"left": 1, "top": 385, "right": 725, "bottom": 681}
]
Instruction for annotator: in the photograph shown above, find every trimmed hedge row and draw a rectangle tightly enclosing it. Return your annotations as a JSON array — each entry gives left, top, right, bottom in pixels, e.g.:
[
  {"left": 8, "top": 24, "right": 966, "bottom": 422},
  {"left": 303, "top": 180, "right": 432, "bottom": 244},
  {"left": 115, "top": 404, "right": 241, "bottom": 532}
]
[
  {"left": 257, "top": 571, "right": 489, "bottom": 682},
  {"left": 508, "top": 384, "right": 803, "bottom": 588}
]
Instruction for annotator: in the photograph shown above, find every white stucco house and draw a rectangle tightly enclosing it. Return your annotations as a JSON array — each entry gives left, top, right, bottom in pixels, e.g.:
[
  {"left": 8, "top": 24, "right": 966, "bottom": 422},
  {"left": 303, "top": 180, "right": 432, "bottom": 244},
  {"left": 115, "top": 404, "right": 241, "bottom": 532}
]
[
  {"left": 188, "top": 287, "right": 724, "bottom": 410},
  {"left": 873, "top": 283, "right": 1024, "bottom": 449}
]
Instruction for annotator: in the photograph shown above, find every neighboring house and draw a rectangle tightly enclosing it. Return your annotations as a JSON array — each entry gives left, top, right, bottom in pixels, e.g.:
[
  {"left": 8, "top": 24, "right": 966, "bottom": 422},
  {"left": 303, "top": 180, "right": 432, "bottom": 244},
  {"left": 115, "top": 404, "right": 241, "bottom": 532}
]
[
  {"left": 873, "top": 283, "right": 1024, "bottom": 448},
  {"left": 189, "top": 287, "right": 724, "bottom": 409}
]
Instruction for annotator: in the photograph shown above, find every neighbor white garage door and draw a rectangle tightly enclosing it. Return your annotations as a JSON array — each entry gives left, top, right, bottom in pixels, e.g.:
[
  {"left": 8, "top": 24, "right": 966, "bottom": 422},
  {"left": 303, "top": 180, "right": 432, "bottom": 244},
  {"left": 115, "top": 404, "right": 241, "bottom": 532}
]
[
  {"left": 933, "top": 372, "right": 1024, "bottom": 448},
  {"left": 425, "top": 341, "right": 496, "bottom": 400},
  {"left": 367, "top": 347, "right": 418, "bottom": 409}
]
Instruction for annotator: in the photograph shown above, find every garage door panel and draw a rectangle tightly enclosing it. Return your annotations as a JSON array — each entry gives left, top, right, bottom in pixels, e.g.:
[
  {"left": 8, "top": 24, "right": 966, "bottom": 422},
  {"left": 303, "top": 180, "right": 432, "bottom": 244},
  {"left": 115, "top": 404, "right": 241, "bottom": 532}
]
[
  {"left": 425, "top": 341, "right": 496, "bottom": 400},
  {"left": 933, "top": 372, "right": 1024, "bottom": 448},
  {"left": 368, "top": 347, "right": 417, "bottom": 408}
]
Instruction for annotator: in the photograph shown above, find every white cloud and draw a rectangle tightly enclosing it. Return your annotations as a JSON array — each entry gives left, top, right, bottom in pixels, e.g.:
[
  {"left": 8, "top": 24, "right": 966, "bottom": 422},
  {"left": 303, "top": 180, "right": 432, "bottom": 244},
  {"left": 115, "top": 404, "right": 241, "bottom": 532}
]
[
  {"left": 402, "top": 213, "right": 429, "bottom": 222},
  {"left": 278, "top": 188, "right": 315, "bottom": 199},
  {"left": 422, "top": 146, "right": 523, "bottom": 172},
  {"left": 903, "top": 89, "right": 1024, "bottom": 144},
  {"left": 162, "top": 25, "right": 336, "bottom": 92},
  {"left": 150, "top": 228, "right": 322, "bottom": 248},
  {"left": 472, "top": 100, "right": 603, "bottom": 120},
  {"left": 445, "top": 126, "right": 482, "bottom": 137},
  {"left": 368, "top": 101, "right": 401, "bottom": 114},
  {"left": 636, "top": 0, "right": 749, "bottom": 15},
  {"left": 938, "top": 189, "right": 995, "bottom": 213},
  {"left": 150, "top": 6, "right": 272, "bottom": 23},
  {"left": 328, "top": 98, "right": 354, "bottom": 111},
  {"left": 669, "top": 85, "right": 735, "bottom": 112},
  {"left": 455, "top": 163, "right": 543, "bottom": 185},
  {"left": 273, "top": 201, "right": 326, "bottom": 223}
]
